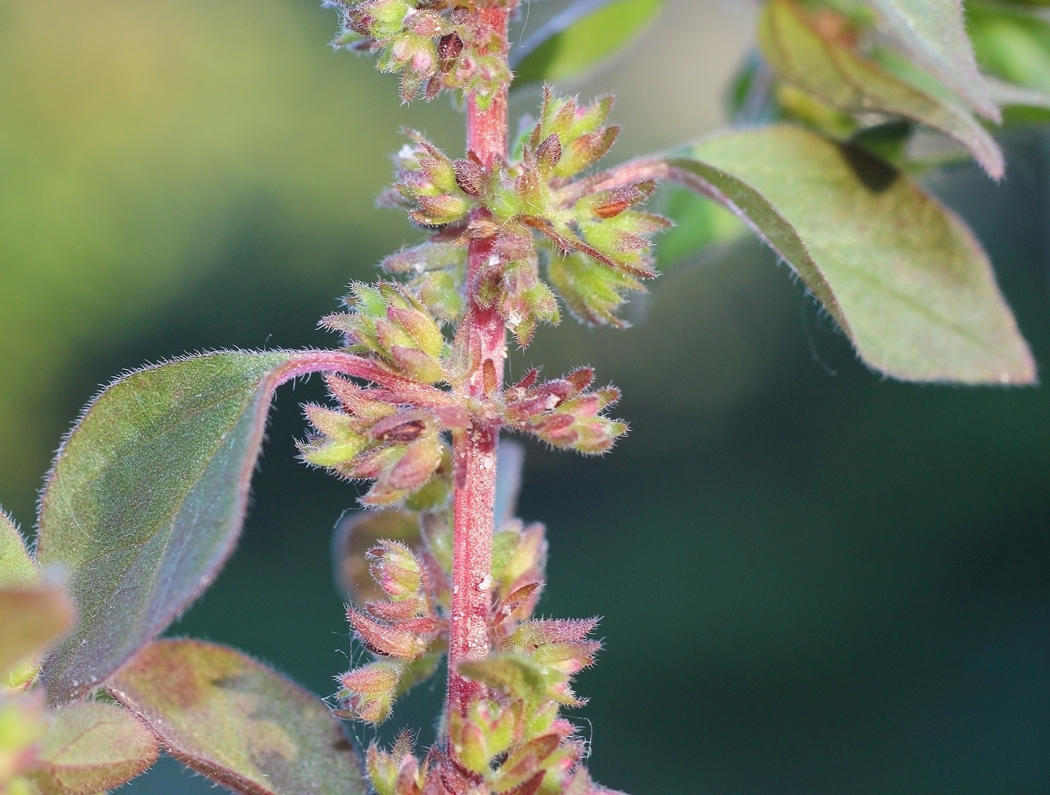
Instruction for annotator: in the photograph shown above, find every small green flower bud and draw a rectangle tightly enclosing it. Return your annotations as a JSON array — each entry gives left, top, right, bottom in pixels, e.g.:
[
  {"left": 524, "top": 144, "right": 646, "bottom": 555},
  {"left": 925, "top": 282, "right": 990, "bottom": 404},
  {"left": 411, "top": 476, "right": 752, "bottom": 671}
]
[
  {"left": 365, "top": 744, "right": 400, "bottom": 795},
  {"left": 414, "top": 270, "right": 465, "bottom": 323},
  {"left": 547, "top": 252, "right": 644, "bottom": 327},
  {"left": 391, "top": 346, "right": 444, "bottom": 383},
  {"left": 555, "top": 127, "right": 620, "bottom": 180},
  {"left": 367, "top": 540, "right": 423, "bottom": 600},
  {"left": 388, "top": 305, "right": 444, "bottom": 358},
  {"left": 368, "top": 0, "right": 411, "bottom": 39},
  {"left": 455, "top": 720, "right": 489, "bottom": 774}
]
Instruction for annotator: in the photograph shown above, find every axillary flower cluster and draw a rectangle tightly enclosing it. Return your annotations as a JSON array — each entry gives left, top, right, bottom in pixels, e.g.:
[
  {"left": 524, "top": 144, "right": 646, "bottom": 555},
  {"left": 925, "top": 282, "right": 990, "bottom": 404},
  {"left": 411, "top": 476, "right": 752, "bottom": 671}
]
[{"left": 309, "top": 1, "right": 667, "bottom": 793}]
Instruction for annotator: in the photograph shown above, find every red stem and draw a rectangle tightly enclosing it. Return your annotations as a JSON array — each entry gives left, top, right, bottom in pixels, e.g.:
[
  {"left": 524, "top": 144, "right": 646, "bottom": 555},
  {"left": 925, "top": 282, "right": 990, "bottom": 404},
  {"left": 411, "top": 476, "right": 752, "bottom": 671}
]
[{"left": 447, "top": 7, "right": 511, "bottom": 718}]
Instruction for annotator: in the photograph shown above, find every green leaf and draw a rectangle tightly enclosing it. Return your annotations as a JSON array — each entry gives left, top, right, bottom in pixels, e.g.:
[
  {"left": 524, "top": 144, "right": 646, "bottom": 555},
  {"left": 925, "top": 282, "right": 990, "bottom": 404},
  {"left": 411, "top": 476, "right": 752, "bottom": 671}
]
[
  {"left": 659, "top": 125, "right": 1035, "bottom": 384},
  {"left": 0, "top": 509, "right": 36, "bottom": 588},
  {"left": 862, "top": 0, "right": 1000, "bottom": 120},
  {"left": 655, "top": 187, "right": 745, "bottom": 269},
  {"left": 511, "top": 0, "right": 665, "bottom": 85},
  {"left": 36, "top": 351, "right": 297, "bottom": 703},
  {"left": 969, "top": 4, "right": 1050, "bottom": 94},
  {"left": 0, "top": 585, "right": 74, "bottom": 682},
  {"left": 108, "top": 640, "right": 368, "bottom": 795},
  {"left": 30, "top": 702, "right": 158, "bottom": 794},
  {"left": 759, "top": 0, "right": 1004, "bottom": 178}
]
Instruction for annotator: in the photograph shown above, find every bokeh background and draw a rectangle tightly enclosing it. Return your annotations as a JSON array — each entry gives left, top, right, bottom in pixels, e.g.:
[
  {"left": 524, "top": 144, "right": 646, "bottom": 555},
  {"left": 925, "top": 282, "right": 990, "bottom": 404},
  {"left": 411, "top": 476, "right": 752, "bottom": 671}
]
[{"left": 2, "top": 1, "right": 1048, "bottom": 793}]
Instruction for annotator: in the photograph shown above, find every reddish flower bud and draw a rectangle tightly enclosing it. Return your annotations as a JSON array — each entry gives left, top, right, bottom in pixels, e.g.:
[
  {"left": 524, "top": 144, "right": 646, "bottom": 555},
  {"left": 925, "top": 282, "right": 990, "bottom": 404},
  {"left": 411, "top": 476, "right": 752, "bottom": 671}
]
[
  {"left": 536, "top": 133, "right": 562, "bottom": 172},
  {"left": 437, "top": 32, "right": 464, "bottom": 69},
  {"left": 453, "top": 158, "right": 487, "bottom": 197},
  {"left": 386, "top": 436, "right": 444, "bottom": 491},
  {"left": 367, "top": 598, "right": 425, "bottom": 622},
  {"left": 505, "top": 772, "right": 546, "bottom": 795},
  {"left": 348, "top": 608, "right": 431, "bottom": 659},
  {"left": 336, "top": 661, "right": 402, "bottom": 724}
]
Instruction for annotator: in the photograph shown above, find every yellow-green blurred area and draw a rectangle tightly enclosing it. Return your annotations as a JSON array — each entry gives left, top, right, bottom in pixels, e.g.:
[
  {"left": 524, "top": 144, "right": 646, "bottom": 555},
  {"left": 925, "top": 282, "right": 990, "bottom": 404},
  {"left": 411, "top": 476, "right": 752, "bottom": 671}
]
[{"left": 2, "top": 1, "right": 1049, "bottom": 794}]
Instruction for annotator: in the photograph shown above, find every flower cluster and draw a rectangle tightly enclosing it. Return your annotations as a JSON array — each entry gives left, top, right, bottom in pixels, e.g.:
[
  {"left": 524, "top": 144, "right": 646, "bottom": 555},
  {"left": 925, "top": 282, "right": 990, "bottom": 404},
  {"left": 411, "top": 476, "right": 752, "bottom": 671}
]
[
  {"left": 297, "top": 370, "right": 462, "bottom": 506},
  {"left": 380, "top": 90, "right": 669, "bottom": 344},
  {"left": 503, "top": 368, "right": 627, "bottom": 455},
  {"left": 327, "top": 0, "right": 511, "bottom": 104},
  {"left": 335, "top": 506, "right": 621, "bottom": 795},
  {"left": 302, "top": 281, "right": 627, "bottom": 498},
  {"left": 335, "top": 535, "right": 449, "bottom": 723}
]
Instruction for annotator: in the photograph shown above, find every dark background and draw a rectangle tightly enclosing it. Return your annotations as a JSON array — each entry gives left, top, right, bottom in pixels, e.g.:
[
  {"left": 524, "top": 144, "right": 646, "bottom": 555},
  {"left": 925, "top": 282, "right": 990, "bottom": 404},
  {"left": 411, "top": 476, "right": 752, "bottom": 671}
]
[{"left": 1, "top": 1, "right": 1047, "bottom": 793}]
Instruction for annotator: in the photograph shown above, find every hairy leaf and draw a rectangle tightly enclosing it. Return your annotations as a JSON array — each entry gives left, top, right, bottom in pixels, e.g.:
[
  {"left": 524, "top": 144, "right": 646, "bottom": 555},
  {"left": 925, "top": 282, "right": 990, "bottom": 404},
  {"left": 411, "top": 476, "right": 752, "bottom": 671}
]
[
  {"left": 30, "top": 701, "right": 157, "bottom": 794},
  {"left": 0, "top": 585, "right": 74, "bottom": 682},
  {"left": 36, "top": 351, "right": 297, "bottom": 703},
  {"left": 35, "top": 349, "right": 395, "bottom": 704},
  {"left": 0, "top": 509, "right": 36, "bottom": 588},
  {"left": 862, "top": 0, "right": 1000, "bottom": 121},
  {"left": 109, "top": 640, "right": 367, "bottom": 795},
  {"left": 759, "top": 0, "right": 1004, "bottom": 178},
  {"left": 512, "top": 0, "right": 664, "bottom": 85},
  {"left": 659, "top": 126, "right": 1035, "bottom": 384}
]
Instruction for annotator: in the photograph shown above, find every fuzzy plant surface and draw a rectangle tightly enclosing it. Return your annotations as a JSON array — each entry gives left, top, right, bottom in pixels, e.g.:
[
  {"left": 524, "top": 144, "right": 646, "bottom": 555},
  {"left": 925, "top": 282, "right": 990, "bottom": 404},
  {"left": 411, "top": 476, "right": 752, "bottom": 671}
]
[{"left": 0, "top": 1, "right": 1045, "bottom": 794}]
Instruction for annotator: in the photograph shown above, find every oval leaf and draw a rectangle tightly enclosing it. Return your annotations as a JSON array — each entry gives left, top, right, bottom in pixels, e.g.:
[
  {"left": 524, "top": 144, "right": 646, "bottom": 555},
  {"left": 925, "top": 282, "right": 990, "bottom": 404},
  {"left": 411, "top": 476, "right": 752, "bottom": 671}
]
[
  {"left": 512, "top": 0, "right": 664, "bottom": 85},
  {"left": 863, "top": 0, "right": 1000, "bottom": 121},
  {"left": 0, "top": 509, "right": 36, "bottom": 588},
  {"left": 657, "top": 126, "right": 1035, "bottom": 384},
  {"left": 108, "top": 640, "right": 368, "bottom": 795},
  {"left": 35, "top": 349, "right": 414, "bottom": 704},
  {"left": 31, "top": 701, "right": 158, "bottom": 794},
  {"left": 759, "top": 0, "right": 1004, "bottom": 179},
  {"left": 36, "top": 351, "right": 299, "bottom": 703}
]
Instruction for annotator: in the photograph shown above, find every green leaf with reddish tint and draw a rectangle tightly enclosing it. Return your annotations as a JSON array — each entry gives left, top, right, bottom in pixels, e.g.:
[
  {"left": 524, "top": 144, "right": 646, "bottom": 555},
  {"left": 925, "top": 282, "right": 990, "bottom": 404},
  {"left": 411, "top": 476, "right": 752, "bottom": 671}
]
[
  {"left": 862, "top": 0, "right": 1000, "bottom": 121},
  {"left": 660, "top": 125, "right": 1035, "bottom": 384},
  {"left": 0, "top": 509, "right": 36, "bottom": 588},
  {"left": 29, "top": 702, "right": 158, "bottom": 794},
  {"left": 0, "top": 585, "right": 74, "bottom": 683},
  {"left": 36, "top": 351, "right": 299, "bottom": 704},
  {"left": 109, "top": 640, "right": 367, "bottom": 795},
  {"left": 511, "top": 0, "right": 665, "bottom": 86},
  {"left": 759, "top": 0, "right": 1003, "bottom": 178}
]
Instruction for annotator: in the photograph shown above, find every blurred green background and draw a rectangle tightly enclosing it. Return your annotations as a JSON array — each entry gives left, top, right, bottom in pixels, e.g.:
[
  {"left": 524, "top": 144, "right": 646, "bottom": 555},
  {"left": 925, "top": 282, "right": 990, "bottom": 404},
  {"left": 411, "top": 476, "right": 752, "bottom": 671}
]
[{"left": 2, "top": 1, "right": 1048, "bottom": 793}]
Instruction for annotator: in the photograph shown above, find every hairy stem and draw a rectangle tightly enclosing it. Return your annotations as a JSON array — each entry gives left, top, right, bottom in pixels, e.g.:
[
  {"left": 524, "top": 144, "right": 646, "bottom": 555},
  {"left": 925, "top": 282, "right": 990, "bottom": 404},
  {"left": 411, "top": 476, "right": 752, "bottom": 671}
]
[{"left": 448, "top": 6, "right": 511, "bottom": 718}]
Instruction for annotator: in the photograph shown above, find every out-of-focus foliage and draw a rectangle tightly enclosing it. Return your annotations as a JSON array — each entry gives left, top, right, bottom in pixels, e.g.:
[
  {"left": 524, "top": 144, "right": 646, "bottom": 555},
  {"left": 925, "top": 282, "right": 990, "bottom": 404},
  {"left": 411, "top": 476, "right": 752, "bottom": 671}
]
[
  {"left": 0, "top": 0, "right": 456, "bottom": 520},
  {"left": 512, "top": 0, "right": 666, "bottom": 85}
]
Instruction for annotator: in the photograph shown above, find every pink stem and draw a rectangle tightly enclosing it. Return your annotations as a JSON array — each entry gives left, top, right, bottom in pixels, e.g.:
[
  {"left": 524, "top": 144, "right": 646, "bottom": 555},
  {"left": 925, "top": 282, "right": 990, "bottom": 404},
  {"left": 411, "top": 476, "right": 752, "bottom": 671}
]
[
  {"left": 273, "top": 350, "right": 453, "bottom": 407},
  {"left": 447, "top": 7, "right": 511, "bottom": 718}
]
